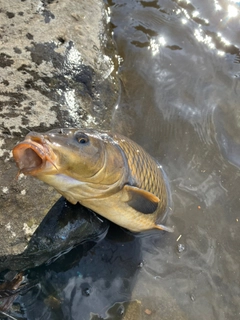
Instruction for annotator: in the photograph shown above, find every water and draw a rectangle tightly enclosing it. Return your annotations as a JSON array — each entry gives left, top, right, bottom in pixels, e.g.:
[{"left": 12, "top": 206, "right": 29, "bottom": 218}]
[
  {"left": 8, "top": 0, "right": 240, "bottom": 319},
  {"left": 16, "top": 226, "right": 142, "bottom": 320},
  {"left": 108, "top": 0, "right": 240, "bottom": 319}
]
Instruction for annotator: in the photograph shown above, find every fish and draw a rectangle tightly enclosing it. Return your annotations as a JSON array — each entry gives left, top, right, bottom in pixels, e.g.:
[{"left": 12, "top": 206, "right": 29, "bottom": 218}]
[{"left": 12, "top": 128, "right": 173, "bottom": 233}]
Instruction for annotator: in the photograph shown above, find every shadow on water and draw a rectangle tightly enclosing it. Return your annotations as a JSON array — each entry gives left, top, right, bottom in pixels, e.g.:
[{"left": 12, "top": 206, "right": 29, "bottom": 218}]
[{"left": 15, "top": 225, "right": 142, "bottom": 320}]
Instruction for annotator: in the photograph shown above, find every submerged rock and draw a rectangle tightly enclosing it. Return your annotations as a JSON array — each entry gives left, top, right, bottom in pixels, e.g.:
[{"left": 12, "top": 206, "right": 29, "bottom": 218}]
[{"left": 0, "top": 0, "right": 118, "bottom": 260}]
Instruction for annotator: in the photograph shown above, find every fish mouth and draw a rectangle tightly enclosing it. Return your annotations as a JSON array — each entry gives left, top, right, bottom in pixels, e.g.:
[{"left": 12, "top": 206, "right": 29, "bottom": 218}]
[{"left": 12, "top": 136, "right": 57, "bottom": 175}]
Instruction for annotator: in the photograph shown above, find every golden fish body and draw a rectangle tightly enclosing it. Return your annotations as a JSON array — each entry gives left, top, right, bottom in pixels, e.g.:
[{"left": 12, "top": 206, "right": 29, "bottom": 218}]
[{"left": 13, "top": 128, "right": 172, "bottom": 232}]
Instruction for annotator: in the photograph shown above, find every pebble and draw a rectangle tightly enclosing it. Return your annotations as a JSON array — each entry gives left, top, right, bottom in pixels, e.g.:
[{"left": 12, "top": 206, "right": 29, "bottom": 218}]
[
  {"left": 144, "top": 308, "right": 152, "bottom": 315},
  {"left": 177, "top": 243, "right": 185, "bottom": 253}
]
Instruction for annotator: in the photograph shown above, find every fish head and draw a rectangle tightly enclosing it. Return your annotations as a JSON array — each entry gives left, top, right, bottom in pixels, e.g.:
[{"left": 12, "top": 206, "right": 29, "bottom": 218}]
[{"left": 12, "top": 128, "right": 126, "bottom": 187}]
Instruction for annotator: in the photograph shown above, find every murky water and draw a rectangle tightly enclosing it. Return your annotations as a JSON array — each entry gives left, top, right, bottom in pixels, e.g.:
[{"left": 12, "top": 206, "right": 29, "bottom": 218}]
[
  {"left": 8, "top": 0, "right": 240, "bottom": 319},
  {"left": 108, "top": 0, "right": 240, "bottom": 319}
]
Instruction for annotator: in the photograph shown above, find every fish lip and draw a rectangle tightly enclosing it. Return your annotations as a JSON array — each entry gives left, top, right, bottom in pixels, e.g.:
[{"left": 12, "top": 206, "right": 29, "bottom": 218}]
[{"left": 12, "top": 138, "right": 55, "bottom": 175}]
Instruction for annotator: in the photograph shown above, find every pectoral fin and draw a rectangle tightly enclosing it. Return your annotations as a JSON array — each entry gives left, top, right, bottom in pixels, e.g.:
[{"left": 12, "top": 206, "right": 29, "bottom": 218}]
[{"left": 123, "top": 185, "right": 159, "bottom": 214}]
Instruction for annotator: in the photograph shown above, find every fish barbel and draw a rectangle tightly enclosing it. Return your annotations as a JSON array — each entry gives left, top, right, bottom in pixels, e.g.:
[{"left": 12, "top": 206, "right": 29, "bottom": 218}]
[{"left": 12, "top": 128, "right": 173, "bottom": 233}]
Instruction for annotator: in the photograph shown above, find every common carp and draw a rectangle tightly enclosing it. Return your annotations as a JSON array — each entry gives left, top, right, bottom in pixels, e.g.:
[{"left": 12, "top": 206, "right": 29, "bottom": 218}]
[{"left": 12, "top": 128, "right": 173, "bottom": 233}]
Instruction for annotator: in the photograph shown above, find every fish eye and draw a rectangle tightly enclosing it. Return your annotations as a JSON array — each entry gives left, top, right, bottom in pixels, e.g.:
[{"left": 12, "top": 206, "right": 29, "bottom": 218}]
[{"left": 75, "top": 132, "right": 89, "bottom": 144}]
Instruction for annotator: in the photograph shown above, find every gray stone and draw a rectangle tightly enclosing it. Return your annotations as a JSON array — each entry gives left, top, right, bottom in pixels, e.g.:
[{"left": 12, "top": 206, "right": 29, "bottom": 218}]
[{"left": 0, "top": 0, "right": 118, "bottom": 267}]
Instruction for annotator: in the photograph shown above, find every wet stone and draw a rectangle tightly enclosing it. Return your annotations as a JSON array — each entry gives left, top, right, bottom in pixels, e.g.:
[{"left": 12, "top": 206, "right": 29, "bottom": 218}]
[
  {"left": 0, "top": 53, "right": 14, "bottom": 68},
  {"left": 1, "top": 80, "right": 9, "bottom": 86},
  {"left": 6, "top": 12, "right": 15, "bottom": 19},
  {"left": 42, "top": 9, "right": 55, "bottom": 23},
  {"left": 26, "top": 33, "right": 34, "bottom": 40},
  {"left": 13, "top": 47, "right": 22, "bottom": 54}
]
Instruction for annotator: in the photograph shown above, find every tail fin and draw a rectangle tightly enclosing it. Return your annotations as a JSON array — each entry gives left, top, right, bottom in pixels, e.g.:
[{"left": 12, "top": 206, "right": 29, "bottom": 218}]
[{"left": 155, "top": 224, "right": 174, "bottom": 232}]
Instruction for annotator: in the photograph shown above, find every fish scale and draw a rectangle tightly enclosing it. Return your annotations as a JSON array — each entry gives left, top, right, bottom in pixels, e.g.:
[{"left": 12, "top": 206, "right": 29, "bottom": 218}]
[{"left": 113, "top": 134, "right": 167, "bottom": 212}]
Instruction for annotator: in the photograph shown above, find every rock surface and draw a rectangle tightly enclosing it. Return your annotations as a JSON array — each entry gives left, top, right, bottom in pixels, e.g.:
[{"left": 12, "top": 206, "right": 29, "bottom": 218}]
[{"left": 0, "top": 0, "right": 118, "bottom": 264}]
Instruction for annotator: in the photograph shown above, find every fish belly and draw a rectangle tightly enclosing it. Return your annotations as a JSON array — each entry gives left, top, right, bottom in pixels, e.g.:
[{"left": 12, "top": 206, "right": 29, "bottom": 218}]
[{"left": 81, "top": 192, "right": 157, "bottom": 232}]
